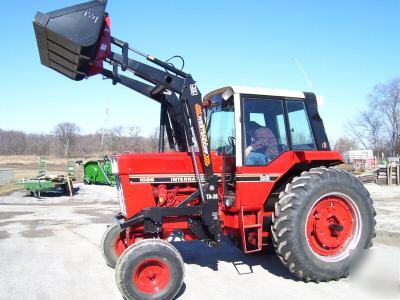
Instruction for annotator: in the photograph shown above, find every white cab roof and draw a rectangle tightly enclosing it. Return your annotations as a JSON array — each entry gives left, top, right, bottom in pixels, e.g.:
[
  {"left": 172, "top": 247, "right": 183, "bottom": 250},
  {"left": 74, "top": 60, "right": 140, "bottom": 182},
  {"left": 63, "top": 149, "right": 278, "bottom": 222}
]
[{"left": 203, "top": 86, "right": 306, "bottom": 103}]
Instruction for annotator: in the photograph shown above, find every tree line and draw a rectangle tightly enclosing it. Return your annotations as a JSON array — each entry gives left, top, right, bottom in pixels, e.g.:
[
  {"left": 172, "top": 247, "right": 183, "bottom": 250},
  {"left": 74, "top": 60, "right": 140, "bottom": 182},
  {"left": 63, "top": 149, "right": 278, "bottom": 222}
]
[
  {"left": 3, "top": 77, "right": 399, "bottom": 158},
  {"left": 0, "top": 124, "right": 160, "bottom": 157},
  {"left": 334, "top": 77, "right": 400, "bottom": 157}
]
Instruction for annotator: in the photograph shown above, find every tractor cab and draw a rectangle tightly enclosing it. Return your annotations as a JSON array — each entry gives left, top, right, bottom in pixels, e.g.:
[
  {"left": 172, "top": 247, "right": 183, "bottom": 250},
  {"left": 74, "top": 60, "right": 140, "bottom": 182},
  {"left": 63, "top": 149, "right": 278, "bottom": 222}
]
[{"left": 204, "top": 86, "right": 330, "bottom": 169}]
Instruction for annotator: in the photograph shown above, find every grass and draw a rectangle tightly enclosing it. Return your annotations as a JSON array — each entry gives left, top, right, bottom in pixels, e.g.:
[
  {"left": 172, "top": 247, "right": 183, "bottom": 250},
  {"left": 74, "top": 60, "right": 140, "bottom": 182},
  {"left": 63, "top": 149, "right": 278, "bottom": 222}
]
[{"left": 0, "top": 182, "right": 26, "bottom": 196}]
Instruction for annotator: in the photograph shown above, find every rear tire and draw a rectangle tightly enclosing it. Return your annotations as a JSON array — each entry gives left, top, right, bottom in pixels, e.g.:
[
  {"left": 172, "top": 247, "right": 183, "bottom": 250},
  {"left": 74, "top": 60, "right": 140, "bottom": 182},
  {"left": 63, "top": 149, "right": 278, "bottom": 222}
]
[
  {"left": 272, "top": 167, "right": 376, "bottom": 282},
  {"left": 101, "top": 224, "right": 127, "bottom": 268},
  {"left": 115, "top": 239, "right": 184, "bottom": 300}
]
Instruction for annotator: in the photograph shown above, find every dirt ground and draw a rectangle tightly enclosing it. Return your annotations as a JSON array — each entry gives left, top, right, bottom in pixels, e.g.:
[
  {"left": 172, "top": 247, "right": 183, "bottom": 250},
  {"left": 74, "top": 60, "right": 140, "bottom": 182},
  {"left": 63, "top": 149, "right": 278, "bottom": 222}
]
[{"left": 0, "top": 183, "right": 399, "bottom": 299}]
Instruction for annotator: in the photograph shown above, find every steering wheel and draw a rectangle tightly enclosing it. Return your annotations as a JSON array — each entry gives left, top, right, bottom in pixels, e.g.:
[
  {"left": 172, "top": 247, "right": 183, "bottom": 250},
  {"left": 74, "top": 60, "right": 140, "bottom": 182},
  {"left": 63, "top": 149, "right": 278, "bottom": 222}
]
[
  {"left": 228, "top": 136, "right": 236, "bottom": 148},
  {"left": 216, "top": 136, "right": 236, "bottom": 155}
]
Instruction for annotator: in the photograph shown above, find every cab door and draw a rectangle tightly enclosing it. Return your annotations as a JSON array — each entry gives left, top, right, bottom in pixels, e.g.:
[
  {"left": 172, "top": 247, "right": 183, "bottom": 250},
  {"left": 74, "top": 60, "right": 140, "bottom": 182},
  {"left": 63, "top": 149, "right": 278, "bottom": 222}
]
[
  {"left": 233, "top": 94, "right": 317, "bottom": 252},
  {"left": 236, "top": 95, "right": 291, "bottom": 208}
]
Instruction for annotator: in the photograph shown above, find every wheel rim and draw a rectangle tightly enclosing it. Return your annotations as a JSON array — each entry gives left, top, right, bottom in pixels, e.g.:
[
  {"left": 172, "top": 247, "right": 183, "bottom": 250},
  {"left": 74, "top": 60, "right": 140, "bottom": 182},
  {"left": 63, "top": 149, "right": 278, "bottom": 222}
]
[
  {"left": 113, "top": 235, "right": 126, "bottom": 257},
  {"left": 305, "top": 193, "right": 362, "bottom": 262},
  {"left": 133, "top": 258, "right": 170, "bottom": 294}
]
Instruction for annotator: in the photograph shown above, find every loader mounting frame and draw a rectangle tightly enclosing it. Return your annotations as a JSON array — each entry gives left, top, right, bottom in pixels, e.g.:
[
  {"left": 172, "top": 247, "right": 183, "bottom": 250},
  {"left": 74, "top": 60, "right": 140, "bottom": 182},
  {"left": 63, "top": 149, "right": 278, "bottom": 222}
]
[{"left": 103, "top": 35, "right": 221, "bottom": 244}]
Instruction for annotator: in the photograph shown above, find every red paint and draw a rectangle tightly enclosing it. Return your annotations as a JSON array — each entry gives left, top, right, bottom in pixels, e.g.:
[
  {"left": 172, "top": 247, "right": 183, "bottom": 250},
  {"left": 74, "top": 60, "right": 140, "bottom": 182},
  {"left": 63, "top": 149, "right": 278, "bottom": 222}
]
[
  {"left": 133, "top": 258, "right": 170, "bottom": 294},
  {"left": 116, "top": 150, "right": 343, "bottom": 251},
  {"left": 114, "top": 234, "right": 127, "bottom": 257},
  {"left": 306, "top": 195, "right": 354, "bottom": 256},
  {"left": 155, "top": 185, "right": 198, "bottom": 207},
  {"left": 89, "top": 16, "right": 111, "bottom": 76}
]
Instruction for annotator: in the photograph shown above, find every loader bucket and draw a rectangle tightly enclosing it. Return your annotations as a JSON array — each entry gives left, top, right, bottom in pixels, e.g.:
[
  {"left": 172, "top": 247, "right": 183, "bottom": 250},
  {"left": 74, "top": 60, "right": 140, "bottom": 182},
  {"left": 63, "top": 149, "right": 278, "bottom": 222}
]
[{"left": 33, "top": 0, "right": 108, "bottom": 81}]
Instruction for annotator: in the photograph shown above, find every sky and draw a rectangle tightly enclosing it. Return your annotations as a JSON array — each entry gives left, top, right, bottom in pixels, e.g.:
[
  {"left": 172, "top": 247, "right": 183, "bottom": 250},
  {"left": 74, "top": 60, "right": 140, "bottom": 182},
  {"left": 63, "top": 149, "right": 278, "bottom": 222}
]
[{"left": 0, "top": 0, "right": 399, "bottom": 142}]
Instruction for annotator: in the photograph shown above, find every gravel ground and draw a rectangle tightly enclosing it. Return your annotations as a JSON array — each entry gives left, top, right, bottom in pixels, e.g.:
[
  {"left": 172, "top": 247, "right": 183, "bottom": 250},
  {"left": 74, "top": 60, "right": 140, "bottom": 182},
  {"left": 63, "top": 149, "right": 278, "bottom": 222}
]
[
  {"left": 0, "top": 183, "right": 398, "bottom": 299},
  {"left": 364, "top": 183, "right": 400, "bottom": 247}
]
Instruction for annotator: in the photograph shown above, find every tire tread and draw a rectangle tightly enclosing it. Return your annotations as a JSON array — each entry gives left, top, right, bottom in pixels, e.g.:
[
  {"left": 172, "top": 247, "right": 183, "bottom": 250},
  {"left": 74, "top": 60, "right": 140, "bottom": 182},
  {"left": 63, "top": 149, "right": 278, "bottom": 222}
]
[{"left": 271, "top": 167, "right": 376, "bottom": 282}]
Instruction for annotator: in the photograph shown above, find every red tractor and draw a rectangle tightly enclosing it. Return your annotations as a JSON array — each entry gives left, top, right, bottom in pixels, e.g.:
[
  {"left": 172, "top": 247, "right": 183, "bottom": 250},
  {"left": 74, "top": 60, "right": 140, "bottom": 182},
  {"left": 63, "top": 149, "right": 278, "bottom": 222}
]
[{"left": 34, "top": 1, "right": 376, "bottom": 299}]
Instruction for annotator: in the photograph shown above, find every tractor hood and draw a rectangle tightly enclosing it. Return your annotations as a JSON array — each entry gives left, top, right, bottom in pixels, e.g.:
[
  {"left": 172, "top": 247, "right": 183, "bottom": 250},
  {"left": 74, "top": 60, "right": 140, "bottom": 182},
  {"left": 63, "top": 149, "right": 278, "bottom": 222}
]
[{"left": 33, "top": 0, "right": 108, "bottom": 80}]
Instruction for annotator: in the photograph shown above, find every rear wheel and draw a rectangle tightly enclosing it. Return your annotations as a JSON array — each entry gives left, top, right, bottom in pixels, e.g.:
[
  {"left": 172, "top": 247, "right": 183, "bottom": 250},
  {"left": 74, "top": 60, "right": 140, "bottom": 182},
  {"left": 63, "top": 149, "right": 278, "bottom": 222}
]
[
  {"left": 101, "top": 224, "right": 127, "bottom": 268},
  {"left": 272, "top": 167, "right": 376, "bottom": 282},
  {"left": 115, "top": 239, "right": 184, "bottom": 300}
]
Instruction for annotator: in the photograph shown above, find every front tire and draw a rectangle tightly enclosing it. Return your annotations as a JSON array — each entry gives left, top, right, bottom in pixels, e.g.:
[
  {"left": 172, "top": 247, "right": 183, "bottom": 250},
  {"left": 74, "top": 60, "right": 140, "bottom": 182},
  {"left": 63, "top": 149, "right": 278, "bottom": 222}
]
[
  {"left": 101, "top": 224, "right": 127, "bottom": 268},
  {"left": 272, "top": 167, "right": 376, "bottom": 282},
  {"left": 115, "top": 239, "right": 184, "bottom": 300}
]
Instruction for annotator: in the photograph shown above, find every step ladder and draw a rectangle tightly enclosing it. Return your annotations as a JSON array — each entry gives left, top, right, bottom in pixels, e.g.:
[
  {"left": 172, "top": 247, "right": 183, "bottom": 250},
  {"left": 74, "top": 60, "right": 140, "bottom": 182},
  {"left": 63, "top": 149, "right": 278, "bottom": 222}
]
[{"left": 240, "top": 208, "right": 263, "bottom": 253}]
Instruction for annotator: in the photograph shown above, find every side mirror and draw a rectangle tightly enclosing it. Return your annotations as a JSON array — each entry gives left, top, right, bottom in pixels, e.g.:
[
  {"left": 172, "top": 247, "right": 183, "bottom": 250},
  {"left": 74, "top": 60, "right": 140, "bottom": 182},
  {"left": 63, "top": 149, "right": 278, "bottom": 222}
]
[{"left": 221, "top": 88, "right": 234, "bottom": 101}]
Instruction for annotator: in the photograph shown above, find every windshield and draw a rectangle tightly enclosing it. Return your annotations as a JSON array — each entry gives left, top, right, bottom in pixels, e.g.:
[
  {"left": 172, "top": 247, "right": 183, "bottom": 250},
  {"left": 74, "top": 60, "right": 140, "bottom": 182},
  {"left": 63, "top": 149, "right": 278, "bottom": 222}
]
[{"left": 206, "top": 94, "right": 235, "bottom": 154}]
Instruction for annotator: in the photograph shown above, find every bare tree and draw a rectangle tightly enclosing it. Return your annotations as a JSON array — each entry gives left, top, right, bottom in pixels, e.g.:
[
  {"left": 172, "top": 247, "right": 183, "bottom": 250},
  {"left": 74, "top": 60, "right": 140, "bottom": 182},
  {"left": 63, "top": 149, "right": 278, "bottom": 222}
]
[
  {"left": 369, "top": 77, "right": 400, "bottom": 156},
  {"left": 347, "top": 108, "right": 383, "bottom": 155},
  {"left": 128, "top": 126, "right": 142, "bottom": 152},
  {"left": 108, "top": 126, "right": 124, "bottom": 153},
  {"left": 149, "top": 128, "right": 159, "bottom": 152},
  {"left": 333, "top": 136, "right": 359, "bottom": 154},
  {"left": 0, "top": 130, "right": 27, "bottom": 155},
  {"left": 0, "top": 126, "right": 164, "bottom": 157},
  {"left": 346, "top": 77, "right": 400, "bottom": 157},
  {"left": 54, "top": 122, "right": 80, "bottom": 157}
]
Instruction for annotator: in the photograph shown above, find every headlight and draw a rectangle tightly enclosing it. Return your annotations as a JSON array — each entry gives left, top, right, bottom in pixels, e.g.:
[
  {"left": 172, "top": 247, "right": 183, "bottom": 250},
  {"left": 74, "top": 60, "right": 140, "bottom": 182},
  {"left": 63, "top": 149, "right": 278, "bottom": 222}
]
[
  {"left": 115, "top": 176, "right": 127, "bottom": 216},
  {"left": 111, "top": 156, "right": 119, "bottom": 175}
]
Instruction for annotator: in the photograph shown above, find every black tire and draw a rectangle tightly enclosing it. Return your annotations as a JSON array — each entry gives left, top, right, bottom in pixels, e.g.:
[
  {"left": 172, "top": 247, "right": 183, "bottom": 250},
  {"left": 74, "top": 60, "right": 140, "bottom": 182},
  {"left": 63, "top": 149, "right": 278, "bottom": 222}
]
[
  {"left": 272, "top": 167, "right": 376, "bottom": 282},
  {"left": 101, "top": 224, "right": 126, "bottom": 268},
  {"left": 115, "top": 239, "right": 184, "bottom": 300}
]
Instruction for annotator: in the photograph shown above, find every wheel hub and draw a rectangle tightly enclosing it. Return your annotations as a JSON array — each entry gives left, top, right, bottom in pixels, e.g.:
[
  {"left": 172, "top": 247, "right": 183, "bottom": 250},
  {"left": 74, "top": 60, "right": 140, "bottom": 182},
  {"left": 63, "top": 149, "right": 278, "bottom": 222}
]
[
  {"left": 134, "top": 258, "right": 170, "bottom": 294},
  {"left": 306, "top": 195, "right": 355, "bottom": 257}
]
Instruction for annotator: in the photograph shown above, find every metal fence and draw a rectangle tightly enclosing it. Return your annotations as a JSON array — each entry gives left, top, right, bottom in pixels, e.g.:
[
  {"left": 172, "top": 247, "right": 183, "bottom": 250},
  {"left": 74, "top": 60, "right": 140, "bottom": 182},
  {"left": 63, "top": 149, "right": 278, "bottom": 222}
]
[{"left": 0, "top": 169, "right": 13, "bottom": 185}]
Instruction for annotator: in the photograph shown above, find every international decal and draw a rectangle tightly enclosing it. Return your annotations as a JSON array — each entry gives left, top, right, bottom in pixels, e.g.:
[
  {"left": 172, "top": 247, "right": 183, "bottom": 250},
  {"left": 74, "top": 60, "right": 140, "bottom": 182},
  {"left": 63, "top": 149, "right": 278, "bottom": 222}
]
[{"left": 195, "top": 104, "right": 211, "bottom": 166}]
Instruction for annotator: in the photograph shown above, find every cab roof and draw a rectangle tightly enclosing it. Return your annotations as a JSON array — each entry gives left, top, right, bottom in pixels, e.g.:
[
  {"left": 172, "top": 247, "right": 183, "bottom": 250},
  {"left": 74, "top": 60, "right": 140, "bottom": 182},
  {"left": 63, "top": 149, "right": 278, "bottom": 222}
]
[{"left": 203, "top": 86, "right": 306, "bottom": 103}]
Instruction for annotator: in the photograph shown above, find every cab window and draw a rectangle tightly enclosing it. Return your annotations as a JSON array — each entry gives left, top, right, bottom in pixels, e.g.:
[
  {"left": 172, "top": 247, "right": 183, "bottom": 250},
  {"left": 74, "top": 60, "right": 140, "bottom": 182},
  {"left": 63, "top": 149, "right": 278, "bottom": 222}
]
[
  {"left": 286, "top": 101, "right": 316, "bottom": 150},
  {"left": 243, "top": 98, "right": 288, "bottom": 166},
  {"left": 206, "top": 94, "right": 235, "bottom": 154}
]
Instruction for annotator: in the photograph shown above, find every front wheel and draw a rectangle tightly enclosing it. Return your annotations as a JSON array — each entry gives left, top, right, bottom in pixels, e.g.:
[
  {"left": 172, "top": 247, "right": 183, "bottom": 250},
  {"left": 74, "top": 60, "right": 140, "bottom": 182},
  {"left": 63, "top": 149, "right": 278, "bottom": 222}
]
[
  {"left": 101, "top": 224, "right": 127, "bottom": 268},
  {"left": 115, "top": 239, "right": 184, "bottom": 300},
  {"left": 272, "top": 167, "right": 376, "bottom": 282}
]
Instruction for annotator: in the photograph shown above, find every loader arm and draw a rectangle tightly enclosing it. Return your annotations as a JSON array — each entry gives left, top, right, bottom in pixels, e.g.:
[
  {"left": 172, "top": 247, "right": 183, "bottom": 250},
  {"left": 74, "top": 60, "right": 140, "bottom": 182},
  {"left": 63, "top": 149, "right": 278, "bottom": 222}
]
[
  {"left": 101, "top": 69, "right": 186, "bottom": 151},
  {"left": 105, "top": 37, "right": 217, "bottom": 186},
  {"left": 104, "top": 39, "right": 221, "bottom": 243}
]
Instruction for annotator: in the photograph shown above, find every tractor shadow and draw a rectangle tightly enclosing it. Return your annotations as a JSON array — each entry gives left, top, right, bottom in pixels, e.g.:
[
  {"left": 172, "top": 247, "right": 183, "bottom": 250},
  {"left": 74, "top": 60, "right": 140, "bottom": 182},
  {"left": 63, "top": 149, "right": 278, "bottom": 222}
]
[
  {"left": 170, "top": 234, "right": 299, "bottom": 282},
  {"left": 174, "top": 282, "right": 187, "bottom": 299}
]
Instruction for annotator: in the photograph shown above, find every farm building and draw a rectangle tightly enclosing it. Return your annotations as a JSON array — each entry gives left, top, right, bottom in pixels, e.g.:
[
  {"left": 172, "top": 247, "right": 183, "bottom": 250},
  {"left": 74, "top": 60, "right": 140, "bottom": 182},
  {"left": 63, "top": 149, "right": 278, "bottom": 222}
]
[{"left": 343, "top": 150, "right": 376, "bottom": 171}]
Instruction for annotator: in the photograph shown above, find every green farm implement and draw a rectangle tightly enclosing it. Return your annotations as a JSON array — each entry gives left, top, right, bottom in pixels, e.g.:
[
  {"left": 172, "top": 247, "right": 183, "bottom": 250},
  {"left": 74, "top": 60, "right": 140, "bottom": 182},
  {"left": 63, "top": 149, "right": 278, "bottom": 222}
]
[
  {"left": 21, "top": 175, "right": 73, "bottom": 198},
  {"left": 82, "top": 156, "right": 115, "bottom": 186},
  {"left": 19, "top": 157, "right": 75, "bottom": 198}
]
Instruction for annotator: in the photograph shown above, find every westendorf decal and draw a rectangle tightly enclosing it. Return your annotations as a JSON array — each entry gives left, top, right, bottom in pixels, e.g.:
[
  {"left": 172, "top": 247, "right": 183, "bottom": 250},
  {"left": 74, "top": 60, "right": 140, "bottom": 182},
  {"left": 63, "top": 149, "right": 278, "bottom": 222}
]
[{"left": 195, "top": 104, "right": 211, "bottom": 166}]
